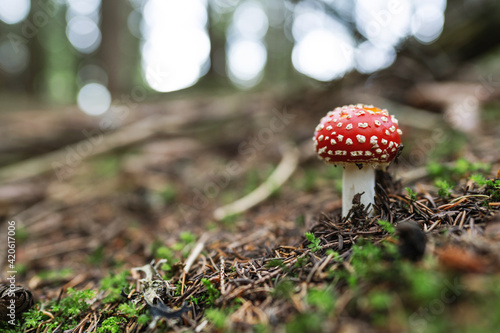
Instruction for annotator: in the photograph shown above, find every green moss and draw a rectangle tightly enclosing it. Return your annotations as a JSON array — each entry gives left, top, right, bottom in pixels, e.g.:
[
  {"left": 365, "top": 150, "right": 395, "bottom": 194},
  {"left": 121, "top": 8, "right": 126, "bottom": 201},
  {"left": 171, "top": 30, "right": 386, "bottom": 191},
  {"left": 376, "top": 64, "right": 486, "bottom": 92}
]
[
  {"left": 97, "top": 317, "right": 126, "bottom": 333},
  {"left": 100, "top": 270, "right": 130, "bottom": 303}
]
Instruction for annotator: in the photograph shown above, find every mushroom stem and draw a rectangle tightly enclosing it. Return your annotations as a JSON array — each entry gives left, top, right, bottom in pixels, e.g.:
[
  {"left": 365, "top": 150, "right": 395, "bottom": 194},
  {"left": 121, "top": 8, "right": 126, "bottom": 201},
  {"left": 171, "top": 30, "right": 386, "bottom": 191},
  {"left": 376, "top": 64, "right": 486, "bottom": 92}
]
[{"left": 342, "top": 164, "right": 375, "bottom": 217}]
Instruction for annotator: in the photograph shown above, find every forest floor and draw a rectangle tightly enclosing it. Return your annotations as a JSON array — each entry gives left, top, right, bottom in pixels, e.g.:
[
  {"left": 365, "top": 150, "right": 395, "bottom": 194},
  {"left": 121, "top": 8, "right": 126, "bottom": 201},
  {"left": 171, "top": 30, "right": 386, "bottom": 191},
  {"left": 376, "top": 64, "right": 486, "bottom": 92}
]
[{"left": 1, "top": 88, "right": 500, "bottom": 332}]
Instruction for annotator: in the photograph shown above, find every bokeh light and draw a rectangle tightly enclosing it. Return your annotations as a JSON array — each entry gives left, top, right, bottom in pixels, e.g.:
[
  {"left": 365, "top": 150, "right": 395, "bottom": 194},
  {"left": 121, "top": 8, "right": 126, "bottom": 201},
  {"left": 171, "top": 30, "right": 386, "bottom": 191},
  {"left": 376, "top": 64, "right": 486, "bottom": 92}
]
[
  {"left": 77, "top": 83, "right": 112, "bottom": 116},
  {"left": 67, "top": 0, "right": 100, "bottom": 16},
  {"left": 227, "top": 39, "right": 267, "bottom": 88},
  {"left": 66, "top": 16, "right": 102, "bottom": 54},
  {"left": 232, "top": 1, "right": 269, "bottom": 39},
  {"left": 411, "top": 2, "right": 446, "bottom": 44},
  {"left": 226, "top": 1, "right": 269, "bottom": 88},
  {"left": 66, "top": 0, "right": 102, "bottom": 54},
  {"left": 0, "top": 0, "right": 30, "bottom": 25},
  {"left": 292, "top": 30, "right": 354, "bottom": 81},
  {"left": 355, "top": 41, "right": 396, "bottom": 74},
  {"left": 291, "top": 5, "right": 355, "bottom": 81},
  {"left": 355, "top": 0, "right": 412, "bottom": 47},
  {"left": 141, "top": 0, "right": 211, "bottom": 93}
]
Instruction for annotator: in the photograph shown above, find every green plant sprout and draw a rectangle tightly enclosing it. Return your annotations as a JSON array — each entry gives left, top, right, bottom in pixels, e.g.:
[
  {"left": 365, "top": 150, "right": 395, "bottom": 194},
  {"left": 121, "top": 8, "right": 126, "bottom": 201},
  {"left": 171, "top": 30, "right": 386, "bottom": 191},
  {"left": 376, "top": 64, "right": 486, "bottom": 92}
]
[
  {"left": 201, "top": 278, "right": 220, "bottom": 306},
  {"left": 435, "top": 179, "right": 453, "bottom": 198},
  {"left": 471, "top": 174, "right": 500, "bottom": 202},
  {"left": 377, "top": 220, "right": 395, "bottom": 234},
  {"left": 405, "top": 187, "right": 417, "bottom": 201},
  {"left": 305, "top": 232, "right": 322, "bottom": 252}
]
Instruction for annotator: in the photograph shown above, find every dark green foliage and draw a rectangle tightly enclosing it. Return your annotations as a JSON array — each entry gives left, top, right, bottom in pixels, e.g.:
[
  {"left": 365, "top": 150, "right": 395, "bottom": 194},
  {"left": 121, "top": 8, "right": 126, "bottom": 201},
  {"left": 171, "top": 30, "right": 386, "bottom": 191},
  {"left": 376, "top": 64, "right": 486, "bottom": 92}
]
[
  {"left": 201, "top": 278, "right": 220, "bottom": 306},
  {"left": 305, "top": 232, "right": 322, "bottom": 252}
]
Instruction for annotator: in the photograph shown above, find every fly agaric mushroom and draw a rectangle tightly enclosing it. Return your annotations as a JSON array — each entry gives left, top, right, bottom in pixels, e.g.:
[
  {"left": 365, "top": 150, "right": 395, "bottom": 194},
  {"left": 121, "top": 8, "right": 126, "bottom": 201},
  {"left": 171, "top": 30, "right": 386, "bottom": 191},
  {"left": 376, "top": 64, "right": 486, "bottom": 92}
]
[{"left": 313, "top": 104, "right": 402, "bottom": 217}]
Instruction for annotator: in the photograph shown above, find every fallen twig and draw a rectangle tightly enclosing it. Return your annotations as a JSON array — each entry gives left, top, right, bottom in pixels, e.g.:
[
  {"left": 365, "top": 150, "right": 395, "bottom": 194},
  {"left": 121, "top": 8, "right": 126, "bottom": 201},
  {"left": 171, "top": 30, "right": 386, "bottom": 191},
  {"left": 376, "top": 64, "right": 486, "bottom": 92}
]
[{"left": 213, "top": 144, "right": 300, "bottom": 220}]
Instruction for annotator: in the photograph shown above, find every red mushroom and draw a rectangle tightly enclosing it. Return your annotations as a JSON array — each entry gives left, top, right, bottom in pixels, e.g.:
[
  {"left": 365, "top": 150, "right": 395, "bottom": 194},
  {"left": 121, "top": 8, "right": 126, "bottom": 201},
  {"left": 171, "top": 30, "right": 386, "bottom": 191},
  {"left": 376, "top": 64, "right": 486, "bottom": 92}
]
[{"left": 313, "top": 104, "right": 403, "bottom": 217}]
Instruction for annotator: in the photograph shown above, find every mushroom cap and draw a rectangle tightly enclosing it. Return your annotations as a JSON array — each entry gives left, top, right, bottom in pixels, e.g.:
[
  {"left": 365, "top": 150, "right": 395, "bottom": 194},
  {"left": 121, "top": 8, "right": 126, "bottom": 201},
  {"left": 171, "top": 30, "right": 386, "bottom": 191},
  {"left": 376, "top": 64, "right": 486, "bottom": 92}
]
[{"left": 313, "top": 104, "right": 402, "bottom": 167}]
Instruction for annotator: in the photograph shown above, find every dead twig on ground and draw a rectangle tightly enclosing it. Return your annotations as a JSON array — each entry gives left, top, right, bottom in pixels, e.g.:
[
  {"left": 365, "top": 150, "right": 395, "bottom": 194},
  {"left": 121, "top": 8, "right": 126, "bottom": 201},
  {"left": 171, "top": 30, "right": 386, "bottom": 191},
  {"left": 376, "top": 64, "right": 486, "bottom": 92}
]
[{"left": 213, "top": 144, "right": 300, "bottom": 220}]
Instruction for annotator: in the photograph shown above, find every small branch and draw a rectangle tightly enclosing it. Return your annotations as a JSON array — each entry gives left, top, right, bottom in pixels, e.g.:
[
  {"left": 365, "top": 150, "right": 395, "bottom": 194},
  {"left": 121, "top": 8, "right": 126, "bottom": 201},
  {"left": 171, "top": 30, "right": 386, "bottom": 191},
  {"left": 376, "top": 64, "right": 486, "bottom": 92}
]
[
  {"left": 181, "top": 233, "right": 209, "bottom": 294},
  {"left": 220, "top": 257, "right": 226, "bottom": 295},
  {"left": 184, "top": 234, "right": 208, "bottom": 274},
  {"left": 213, "top": 144, "right": 300, "bottom": 220}
]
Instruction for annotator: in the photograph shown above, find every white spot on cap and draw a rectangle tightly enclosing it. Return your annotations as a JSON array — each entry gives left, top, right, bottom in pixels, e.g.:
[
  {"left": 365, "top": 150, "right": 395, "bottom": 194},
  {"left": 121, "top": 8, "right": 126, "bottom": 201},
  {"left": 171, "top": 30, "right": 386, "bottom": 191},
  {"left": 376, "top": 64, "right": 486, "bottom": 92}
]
[
  {"left": 328, "top": 150, "right": 333, "bottom": 155},
  {"left": 318, "top": 146, "right": 327, "bottom": 154},
  {"left": 391, "top": 116, "right": 399, "bottom": 124},
  {"left": 337, "top": 122, "right": 343, "bottom": 128},
  {"left": 397, "top": 129, "right": 403, "bottom": 135},
  {"left": 365, "top": 151, "right": 372, "bottom": 156},
  {"left": 335, "top": 150, "right": 347, "bottom": 155},
  {"left": 381, "top": 139, "right": 388, "bottom": 145},
  {"left": 350, "top": 151, "right": 364, "bottom": 156},
  {"left": 337, "top": 134, "right": 344, "bottom": 142},
  {"left": 318, "top": 135, "right": 324, "bottom": 141},
  {"left": 385, "top": 130, "right": 390, "bottom": 136},
  {"left": 346, "top": 138, "right": 353, "bottom": 145},
  {"left": 346, "top": 124, "right": 353, "bottom": 130},
  {"left": 330, "top": 138, "right": 336, "bottom": 145},
  {"left": 332, "top": 118, "right": 338, "bottom": 122},
  {"left": 376, "top": 148, "right": 382, "bottom": 154},
  {"left": 381, "top": 116, "right": 388, "bottom": 122},
  {"left": 370, "top": 136, "right": 378, "bottom": 145},
  {"left": 316, "top": 124, "right": 324, "bottom": 131},
  {"left": 325, "top": 136, "right": 329, "bottom": 140},
  {"left": 356, "top": 135, "right": 366, "bottom": 143},
  {"left": 331, "top": 131, "right": 336, "bottom": 136},
  {"left": 389, "top": 126, "right": 396, "bottom": 132},
  {"left": 391, "top": 148, "right": 396, "bottom": 152},
  {"left": 358, "top": 122, "right": 369, "bottom": 128},
  {"left": 356, "top": 111, "right": 365, "bottom": 116},
  {"left": 381, "top": 154, "right": 388, "bottom": 159},
  {"left": 374, "top": 120, "right": 381, "bottom": 126},
  {"left": 326, "top": 125, "right": 332, "bottom": 130},
  {"left": 325, "top": 157, "right": 331, "bottom": 161},
  {"left": 388, "top": 141, "right": 394, "bottom": 148}
]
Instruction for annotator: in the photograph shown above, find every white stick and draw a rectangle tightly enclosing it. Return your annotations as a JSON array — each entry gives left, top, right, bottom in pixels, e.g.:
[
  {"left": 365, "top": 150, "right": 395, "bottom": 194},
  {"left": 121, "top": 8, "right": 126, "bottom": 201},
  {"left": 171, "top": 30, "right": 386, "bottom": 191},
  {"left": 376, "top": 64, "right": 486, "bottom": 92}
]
[
  {"left": 213, "top": 145, "right": 299, "bottom": 221},
  {"left": 342, "top": 164, "right": 375, "bottom": 217}
]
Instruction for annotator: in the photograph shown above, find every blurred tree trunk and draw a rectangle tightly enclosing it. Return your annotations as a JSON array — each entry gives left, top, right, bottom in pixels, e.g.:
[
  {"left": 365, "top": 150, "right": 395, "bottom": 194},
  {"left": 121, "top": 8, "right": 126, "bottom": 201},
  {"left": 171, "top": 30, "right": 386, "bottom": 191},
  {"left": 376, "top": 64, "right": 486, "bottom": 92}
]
[
  {"left": 24, "top": 6, "right": 45, "bottom": 95},
  {"left": 98, "top": 0, "right": 125, "bottom": 95},
  {"left": 198, "top": 2, "right": 228, "bottom": 88}
]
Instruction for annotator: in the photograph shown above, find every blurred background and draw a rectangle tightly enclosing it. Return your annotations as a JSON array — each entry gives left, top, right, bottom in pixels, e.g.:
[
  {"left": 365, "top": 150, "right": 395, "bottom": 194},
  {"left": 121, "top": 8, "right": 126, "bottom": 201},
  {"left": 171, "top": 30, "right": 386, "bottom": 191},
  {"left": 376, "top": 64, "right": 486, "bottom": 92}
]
[
  {"left": 2, "top": 0, "right": 498, "bottom": 115},
  {"left": 1, "top": 2, "right": 500, "bottom": 331}
]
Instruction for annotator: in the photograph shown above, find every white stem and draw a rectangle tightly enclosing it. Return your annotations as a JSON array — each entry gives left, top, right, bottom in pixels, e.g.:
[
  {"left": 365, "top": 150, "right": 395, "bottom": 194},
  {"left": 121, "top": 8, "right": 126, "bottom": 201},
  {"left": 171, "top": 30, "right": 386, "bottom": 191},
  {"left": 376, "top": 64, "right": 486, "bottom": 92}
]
[{"left": 342, "top": 164, "right": 375, "bottom": 217}]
